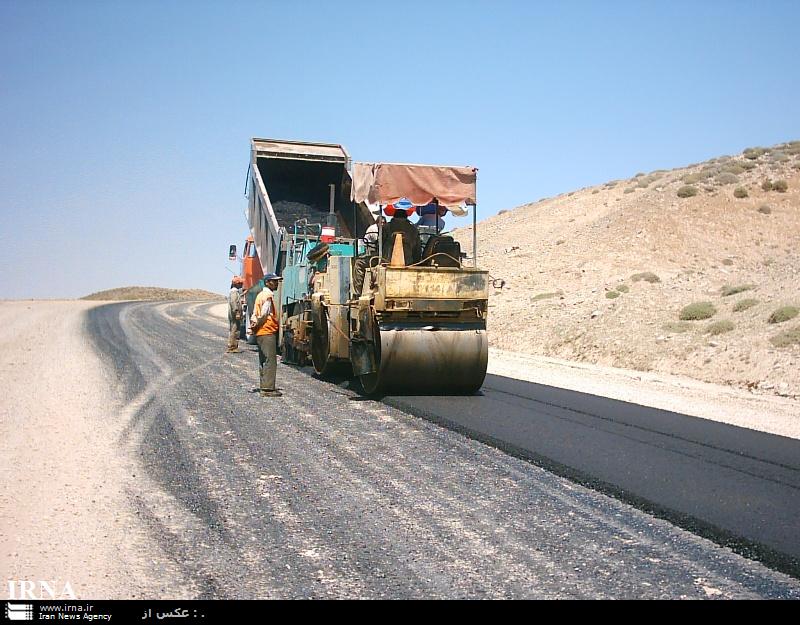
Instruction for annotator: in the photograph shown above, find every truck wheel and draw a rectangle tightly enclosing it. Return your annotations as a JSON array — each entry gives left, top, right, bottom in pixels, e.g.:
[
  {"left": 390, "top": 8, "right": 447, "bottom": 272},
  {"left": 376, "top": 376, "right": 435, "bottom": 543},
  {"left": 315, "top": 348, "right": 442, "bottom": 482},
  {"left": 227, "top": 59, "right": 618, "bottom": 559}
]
[
  {"left": 282, "top": 330, "right": 298, "bottom": 365},
  {"left": 311, "top": 306, "right": 347, "bottom": 377}
]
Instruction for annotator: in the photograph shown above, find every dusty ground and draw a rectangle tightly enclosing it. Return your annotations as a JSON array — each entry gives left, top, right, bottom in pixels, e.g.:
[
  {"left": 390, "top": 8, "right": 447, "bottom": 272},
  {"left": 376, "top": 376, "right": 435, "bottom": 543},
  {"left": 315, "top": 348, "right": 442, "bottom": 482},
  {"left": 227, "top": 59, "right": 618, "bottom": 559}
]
[
  {"left": 0, "top": 300, "right": 189, "bottom": 599},
  {"left": 455, "top": 141, "right": 800, "bottom": 400}
]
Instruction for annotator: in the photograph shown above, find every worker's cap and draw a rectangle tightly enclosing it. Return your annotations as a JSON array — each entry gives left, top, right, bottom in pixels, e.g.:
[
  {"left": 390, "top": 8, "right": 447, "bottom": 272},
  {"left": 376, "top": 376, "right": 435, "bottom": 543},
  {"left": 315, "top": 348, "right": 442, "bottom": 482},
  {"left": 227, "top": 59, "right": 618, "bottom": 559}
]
[{"left": 263, "top": 273, "right": 283, "bottom": 282}]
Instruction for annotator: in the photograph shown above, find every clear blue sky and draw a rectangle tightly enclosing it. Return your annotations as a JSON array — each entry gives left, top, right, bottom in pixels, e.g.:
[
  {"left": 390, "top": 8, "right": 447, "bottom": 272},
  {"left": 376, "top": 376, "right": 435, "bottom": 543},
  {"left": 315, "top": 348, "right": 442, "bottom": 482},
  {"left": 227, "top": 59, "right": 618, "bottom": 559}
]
[{"left": 1, "top": 0, "right": 798, "bottom": 298}]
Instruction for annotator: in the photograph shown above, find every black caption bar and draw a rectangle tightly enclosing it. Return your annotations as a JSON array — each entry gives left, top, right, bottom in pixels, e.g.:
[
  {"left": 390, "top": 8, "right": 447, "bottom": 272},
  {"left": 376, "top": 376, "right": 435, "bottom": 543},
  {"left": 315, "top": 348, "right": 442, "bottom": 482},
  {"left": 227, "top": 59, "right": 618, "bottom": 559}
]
[{"left": 3, "top": 601, "right": 254, "bottom": 622}]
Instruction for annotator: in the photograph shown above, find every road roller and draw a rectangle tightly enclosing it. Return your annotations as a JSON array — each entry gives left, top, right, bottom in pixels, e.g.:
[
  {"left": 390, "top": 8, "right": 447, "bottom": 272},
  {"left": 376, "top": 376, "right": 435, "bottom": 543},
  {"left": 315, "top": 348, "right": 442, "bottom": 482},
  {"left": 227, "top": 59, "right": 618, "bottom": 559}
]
[
  {"left": 239, "top": 138, "right": 489, "bottom": 395},
  {"left": 308, "top": 161, "right": 489, "bottom": 395}
]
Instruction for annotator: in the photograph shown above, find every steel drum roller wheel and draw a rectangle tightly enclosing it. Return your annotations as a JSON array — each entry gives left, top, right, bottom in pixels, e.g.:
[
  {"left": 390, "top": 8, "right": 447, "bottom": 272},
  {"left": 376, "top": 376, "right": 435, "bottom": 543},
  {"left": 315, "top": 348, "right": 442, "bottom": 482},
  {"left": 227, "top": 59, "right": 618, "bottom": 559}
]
[{"left": 360, "top": 322, "right": 488, "bottom": 396}]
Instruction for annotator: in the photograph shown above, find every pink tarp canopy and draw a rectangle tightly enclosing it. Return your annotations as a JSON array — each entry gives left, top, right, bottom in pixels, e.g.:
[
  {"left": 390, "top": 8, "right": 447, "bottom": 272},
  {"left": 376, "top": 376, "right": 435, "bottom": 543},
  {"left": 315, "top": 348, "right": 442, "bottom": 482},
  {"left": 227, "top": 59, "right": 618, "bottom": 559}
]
[{"left": 352, "top": 162, "right": 477, "bottom": 210}]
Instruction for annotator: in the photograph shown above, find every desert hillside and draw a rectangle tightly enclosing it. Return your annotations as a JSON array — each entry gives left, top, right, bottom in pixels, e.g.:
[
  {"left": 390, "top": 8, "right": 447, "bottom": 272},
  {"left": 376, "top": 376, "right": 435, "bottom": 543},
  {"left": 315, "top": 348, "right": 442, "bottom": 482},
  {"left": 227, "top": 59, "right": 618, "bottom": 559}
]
[
  {"left": 81, "top": 287, "right": 223, "bottom": 301},
  {"left": 455, "top": 141, "right": 800, "bottom": 398}
]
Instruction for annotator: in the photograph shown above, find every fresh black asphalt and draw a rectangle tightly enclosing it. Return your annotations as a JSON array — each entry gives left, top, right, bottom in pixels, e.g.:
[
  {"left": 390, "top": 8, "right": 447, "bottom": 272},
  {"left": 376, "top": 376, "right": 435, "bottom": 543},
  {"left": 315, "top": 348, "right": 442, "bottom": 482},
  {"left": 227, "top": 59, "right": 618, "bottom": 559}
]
[{"left": 383, "top": 376, "right": 800, "bottom": 576}]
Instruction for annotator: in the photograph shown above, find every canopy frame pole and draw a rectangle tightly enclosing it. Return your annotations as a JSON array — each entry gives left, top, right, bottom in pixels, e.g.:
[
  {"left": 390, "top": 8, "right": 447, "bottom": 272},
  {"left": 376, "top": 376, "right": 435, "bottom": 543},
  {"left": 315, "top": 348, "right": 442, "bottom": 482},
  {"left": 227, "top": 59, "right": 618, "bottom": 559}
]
[
  {"left": 353, "top": 199, "right": 357, "bottom": 258},
  {"left": 472, "top": 204, "right": 477, "bottom": 267},
  {"left": 328, "top": 184, "right": 336, "bottom": 227},
  {"left": 378, "top": 205, "right": 383, "bottom": 261}
]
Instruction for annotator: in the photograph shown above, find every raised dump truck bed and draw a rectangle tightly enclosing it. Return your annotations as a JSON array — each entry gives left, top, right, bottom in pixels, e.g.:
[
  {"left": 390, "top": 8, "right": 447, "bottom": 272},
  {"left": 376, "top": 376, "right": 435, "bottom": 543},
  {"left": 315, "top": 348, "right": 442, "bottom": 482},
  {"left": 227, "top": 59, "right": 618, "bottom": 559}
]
[{"left": 246, "top": 138, "right": 372, "bottom": 275}]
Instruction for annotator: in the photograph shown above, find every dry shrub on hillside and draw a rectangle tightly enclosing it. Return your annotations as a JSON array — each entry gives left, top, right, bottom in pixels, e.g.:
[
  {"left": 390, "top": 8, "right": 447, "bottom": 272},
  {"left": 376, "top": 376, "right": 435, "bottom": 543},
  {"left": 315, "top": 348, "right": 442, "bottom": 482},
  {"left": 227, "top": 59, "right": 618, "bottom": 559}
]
[
  {"left": 662, "top": 321, "right": 693, "bottom": 333},
  {"left": 631, "top": 272, "right": 661, "bottom": 283},
  {"left": 770, "top": 326, "right": 800, "bottom": 348},
  {"left": 732, "top": 298, "right": 759, "bottom": 313},
  {"left": 768, "top": 306, "right": 799, "bottom": 324},
  {"left": 721, "top": 163, "right": 745, "bottom": 175},
  {"left": 677, "top": 185, "right": 699, "bottom": 198},
  {"left": 680, "top": 302, "right": 717, "bottom": 321},
  {"left": 733, "top": 187, "right": 749, "bottom": 198},
  {"left": 739, "top": 160, "right": 757, "bottom": 171},
  {"left": 606, "top": 290, "right": 620, "bottom": 299},
  {"left": 681, "top": 173, "right": 704, "bottom": 184},
  {"left": 531, "top": 291, "right": 562, "bottom": 302},
  {"left": 762, "top": 179, "right": 774, "bottom": 191},
  {"left": 716, "top": 172, "right": 739, "bottom": 185},
  {"left": 743, "top": 147, "right": 767, "bottom": 160},
  {"left": 773, "top": 180, "right": 789, "bottom": 193},
  {"left": 721, "top": 284, "right": 754, "bottom": 297},
  {"left": 616, "top": 284, "right": 630, "bottom": 293},
  {"left": 758, "top": 205, "right": 772, "bottom": 214},
  {"left": 706, "top": 320, "right": 735, "bottom": 335}
]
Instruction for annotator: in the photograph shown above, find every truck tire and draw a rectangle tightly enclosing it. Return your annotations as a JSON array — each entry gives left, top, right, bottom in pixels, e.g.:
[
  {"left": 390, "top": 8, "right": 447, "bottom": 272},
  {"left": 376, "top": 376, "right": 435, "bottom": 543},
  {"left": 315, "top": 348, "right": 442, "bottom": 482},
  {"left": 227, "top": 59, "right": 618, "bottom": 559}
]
[
  {"left": 282, "top": 329, "right": 300, "bottom": 365},
  {"left": 310, "top": 305, "right": 347, "bottom": 377}
]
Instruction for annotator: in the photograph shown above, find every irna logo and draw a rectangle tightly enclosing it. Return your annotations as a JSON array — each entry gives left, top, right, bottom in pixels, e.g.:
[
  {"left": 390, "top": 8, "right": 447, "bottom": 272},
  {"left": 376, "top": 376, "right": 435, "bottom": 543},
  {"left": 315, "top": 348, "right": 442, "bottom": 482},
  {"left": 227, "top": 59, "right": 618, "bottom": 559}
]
[{"left": 6, "top": 580, "right": 76, "bottom": 600}]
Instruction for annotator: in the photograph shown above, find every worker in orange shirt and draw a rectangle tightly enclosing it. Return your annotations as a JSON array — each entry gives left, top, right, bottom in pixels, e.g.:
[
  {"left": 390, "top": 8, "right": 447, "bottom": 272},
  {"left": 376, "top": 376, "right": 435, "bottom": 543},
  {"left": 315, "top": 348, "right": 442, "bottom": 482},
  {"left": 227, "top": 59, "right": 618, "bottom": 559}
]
[{"left": 250, "top": 273, "right": 283, "bottom": 397}]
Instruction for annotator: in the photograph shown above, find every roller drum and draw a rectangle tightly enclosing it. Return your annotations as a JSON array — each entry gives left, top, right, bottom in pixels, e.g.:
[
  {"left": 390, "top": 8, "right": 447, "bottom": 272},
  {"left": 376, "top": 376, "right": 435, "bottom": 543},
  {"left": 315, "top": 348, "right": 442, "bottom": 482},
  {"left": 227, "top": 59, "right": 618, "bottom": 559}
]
[{"left": 360, "top": 325, "right": 488, "bottom": 395}]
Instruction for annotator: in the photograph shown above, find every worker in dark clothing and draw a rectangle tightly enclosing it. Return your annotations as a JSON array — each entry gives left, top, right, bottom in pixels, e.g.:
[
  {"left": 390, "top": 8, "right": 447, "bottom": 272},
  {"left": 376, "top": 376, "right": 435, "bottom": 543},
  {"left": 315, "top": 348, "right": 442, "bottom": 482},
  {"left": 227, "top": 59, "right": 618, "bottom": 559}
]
[
  {"left": 388, "top": 209, "right": 422, "bottom": 264},
  {"left": 225, "top": 276, "right": 244, "bottom": 353}
]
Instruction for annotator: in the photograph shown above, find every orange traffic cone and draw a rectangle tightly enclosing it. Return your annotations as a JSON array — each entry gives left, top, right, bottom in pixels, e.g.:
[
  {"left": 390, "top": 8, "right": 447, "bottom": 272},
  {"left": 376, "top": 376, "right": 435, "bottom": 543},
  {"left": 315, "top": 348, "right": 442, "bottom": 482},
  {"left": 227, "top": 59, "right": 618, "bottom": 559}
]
[{"left": 390, "top": 234, "right": 405, "bottom": 267}]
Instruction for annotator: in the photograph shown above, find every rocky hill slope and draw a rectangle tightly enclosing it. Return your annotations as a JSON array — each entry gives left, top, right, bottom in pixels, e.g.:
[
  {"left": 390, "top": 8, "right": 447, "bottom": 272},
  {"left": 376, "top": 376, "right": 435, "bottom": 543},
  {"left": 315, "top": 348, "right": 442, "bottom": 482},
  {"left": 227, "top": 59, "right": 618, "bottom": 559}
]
[
  {"left": 455, "top": 141, "right": 800, "bottom": 398},
  {"left": 81, "top": 287, "right": 223, "bottom": 301}
]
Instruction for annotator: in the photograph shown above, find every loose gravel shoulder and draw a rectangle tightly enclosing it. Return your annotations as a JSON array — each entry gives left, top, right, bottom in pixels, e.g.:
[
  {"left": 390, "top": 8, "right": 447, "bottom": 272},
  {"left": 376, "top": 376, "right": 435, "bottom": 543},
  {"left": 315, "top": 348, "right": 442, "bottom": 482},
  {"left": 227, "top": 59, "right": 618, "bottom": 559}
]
[{"left": 0, "top": 301, "right": 191, "bottom": 599}]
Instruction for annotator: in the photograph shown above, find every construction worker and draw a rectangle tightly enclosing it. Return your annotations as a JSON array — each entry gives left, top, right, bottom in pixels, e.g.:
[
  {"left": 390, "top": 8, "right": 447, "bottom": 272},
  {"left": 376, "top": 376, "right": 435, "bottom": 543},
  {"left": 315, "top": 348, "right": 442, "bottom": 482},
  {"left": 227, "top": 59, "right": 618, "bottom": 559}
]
[
  {"left": 417, "top": 201, "right": 447, "bottom": 232},
  {"left": 363, "top": 215, "right": 387, "bottom": 253},
  {"left": 353, "top": 216, "right": 387, "bottom": 294},
  {"left": 225, "top": 276, "right": 244, "bottom": 353},
  {"left": 250, "top": 273, "right": 283, "bottom": 397},
  {"left": 388, "top": 208, "right": 422, "bottom": 264}
]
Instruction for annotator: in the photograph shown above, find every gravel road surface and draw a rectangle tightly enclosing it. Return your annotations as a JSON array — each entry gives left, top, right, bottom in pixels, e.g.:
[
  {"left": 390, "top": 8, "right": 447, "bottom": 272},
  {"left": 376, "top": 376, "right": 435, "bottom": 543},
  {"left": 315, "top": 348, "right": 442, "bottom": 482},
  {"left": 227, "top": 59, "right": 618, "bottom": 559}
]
[{"left": 77, "top": 300, "right": 800, "bottom": 598}]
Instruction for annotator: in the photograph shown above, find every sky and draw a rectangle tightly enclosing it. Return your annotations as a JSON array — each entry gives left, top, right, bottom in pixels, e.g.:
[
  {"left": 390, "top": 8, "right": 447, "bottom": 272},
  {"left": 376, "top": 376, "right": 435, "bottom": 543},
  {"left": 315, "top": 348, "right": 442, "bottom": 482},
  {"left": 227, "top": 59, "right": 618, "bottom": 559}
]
[{"left": 1, "top": 0, "right": 798, "bottom": 299}]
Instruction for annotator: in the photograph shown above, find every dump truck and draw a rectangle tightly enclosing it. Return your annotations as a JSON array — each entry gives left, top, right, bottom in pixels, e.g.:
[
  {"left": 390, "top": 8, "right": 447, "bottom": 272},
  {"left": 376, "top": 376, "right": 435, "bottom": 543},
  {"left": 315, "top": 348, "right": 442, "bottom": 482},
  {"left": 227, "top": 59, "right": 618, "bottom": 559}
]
[
  {"left": 238, "top": 137, "right": 489, "bottom": 394},
  {"left": 228, "top": 235, "right": 264, "bottom": 343}
]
